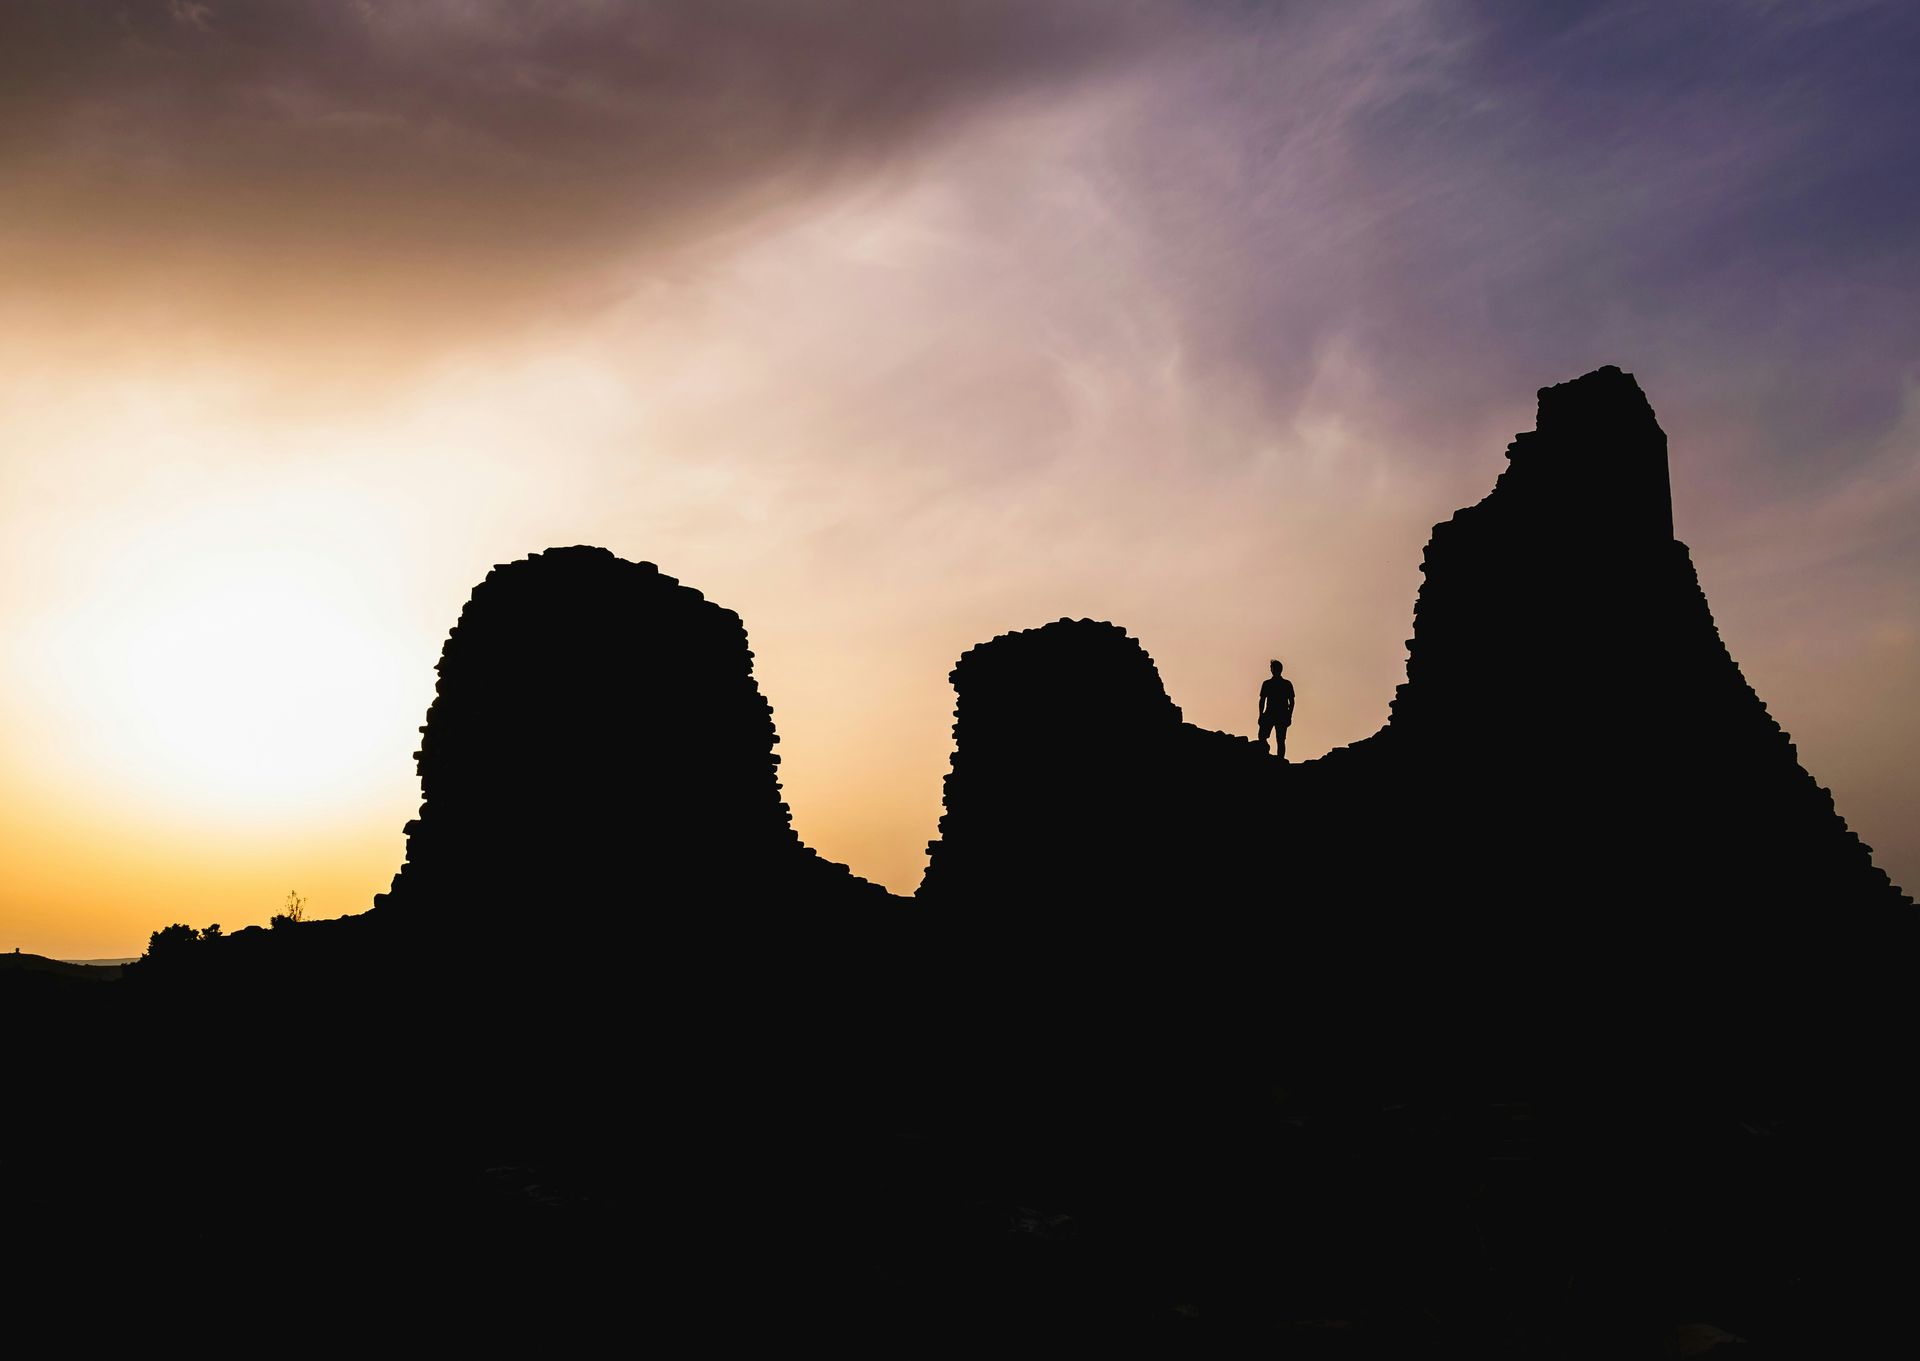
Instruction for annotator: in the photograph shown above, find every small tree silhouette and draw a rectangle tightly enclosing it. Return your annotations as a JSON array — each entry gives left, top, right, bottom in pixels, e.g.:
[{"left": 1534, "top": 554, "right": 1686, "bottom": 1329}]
[{"left": 270, "top": 890, "right": 306, "bottom": 930}]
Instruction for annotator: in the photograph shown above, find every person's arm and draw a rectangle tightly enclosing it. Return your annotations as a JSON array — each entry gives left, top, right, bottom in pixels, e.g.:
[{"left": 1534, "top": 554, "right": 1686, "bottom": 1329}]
[{"left": 1285, "top": 683, "right": 1295, "bottom": 722}]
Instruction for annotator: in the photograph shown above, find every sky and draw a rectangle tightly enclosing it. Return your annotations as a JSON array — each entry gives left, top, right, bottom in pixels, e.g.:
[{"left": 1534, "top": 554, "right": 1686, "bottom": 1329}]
[{"left": 2, "top": 0, "right": 1916, "bottom": 957}]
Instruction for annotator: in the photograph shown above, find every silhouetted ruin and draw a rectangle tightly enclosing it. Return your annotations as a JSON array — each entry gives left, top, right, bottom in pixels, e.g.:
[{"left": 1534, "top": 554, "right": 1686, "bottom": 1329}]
[
  {"left": 921, "top": 617, "right": 1273, "bottom": 914},
  {"left": 375, "top": 545, "right": 891, "bottom": 949},
  {"left": 921, "top": 368, "right": 1908, "bottom": 1031},
  {"left": 7, "top": 366, "right": 1913, "bottom": 1350},
  {"left": 1390, "top": 366, "right": 1899, "bottom": 912},
  {"left": 906, "top": 366, "right": 1916, "bottom": 1345}
]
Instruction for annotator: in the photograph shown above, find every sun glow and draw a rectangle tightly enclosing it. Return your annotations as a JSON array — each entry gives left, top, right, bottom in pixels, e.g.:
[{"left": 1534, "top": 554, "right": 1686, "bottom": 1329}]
[
  {"left": 9, "top": 506, "right": 429, "bottom": 828},
  {"left": 91, "top": 565, "right": 410, "bottom": 815}
]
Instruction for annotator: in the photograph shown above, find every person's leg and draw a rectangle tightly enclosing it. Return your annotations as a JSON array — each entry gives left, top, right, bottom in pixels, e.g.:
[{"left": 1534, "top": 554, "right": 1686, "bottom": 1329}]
[{"left": 1276, "top": 724, "right": 1288, "bottom": 761}]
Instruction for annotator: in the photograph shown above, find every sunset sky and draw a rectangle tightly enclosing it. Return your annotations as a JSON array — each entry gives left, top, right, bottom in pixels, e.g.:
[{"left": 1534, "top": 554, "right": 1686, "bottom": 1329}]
[{"left": 3, "top": 1, "right": 1916, "bottom": 957}]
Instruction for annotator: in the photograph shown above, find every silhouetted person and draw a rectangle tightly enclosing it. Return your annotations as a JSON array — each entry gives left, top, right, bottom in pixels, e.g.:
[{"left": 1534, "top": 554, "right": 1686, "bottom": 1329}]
[{"left": 1258, "top": 659, "right": 1294, "bottom": 759}]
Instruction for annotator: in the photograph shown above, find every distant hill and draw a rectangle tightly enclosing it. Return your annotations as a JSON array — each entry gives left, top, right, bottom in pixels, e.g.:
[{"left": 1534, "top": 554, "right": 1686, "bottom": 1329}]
[{"left": 1, "top": 952, "right": 123, "bottom": 982}]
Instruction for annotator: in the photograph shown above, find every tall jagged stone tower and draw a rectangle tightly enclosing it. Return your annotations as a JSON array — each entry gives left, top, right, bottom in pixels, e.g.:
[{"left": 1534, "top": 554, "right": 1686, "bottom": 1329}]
[{"left": 1385, "top": 366, "right": 1904, "bottom": 929}]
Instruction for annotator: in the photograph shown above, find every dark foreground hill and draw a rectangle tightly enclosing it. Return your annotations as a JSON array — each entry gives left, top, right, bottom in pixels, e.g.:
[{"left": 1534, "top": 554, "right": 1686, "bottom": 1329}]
[
  {"left": 6, "top": 366, "right": 1912, "bottom": 1351},
  {"left": 0, "top": 952, "right": 123, "bottom": 982}
]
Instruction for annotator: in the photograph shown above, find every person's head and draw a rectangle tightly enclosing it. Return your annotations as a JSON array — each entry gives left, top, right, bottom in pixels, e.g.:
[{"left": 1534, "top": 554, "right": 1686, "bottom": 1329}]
[{"left": 1270, "top": 659, "right": 1283, "bottom": 676}]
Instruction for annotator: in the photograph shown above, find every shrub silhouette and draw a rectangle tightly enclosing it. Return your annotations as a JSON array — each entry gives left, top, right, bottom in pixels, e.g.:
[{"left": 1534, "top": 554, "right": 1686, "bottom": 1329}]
[{"left": 269, "top": 890, "right": 306, "bottom": 930}]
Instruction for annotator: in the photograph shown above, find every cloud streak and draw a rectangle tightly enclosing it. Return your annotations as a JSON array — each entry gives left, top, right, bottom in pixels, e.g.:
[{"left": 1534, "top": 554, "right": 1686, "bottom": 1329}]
[{"left": 0, "top": 0, "right": 1164, "bottom": 364}]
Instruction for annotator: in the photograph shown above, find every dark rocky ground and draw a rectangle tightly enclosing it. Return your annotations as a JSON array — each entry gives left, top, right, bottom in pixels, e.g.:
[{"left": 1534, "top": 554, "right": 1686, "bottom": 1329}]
[{"left": 6, "top": 368, "right": 1911, "bottom": 1352}]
